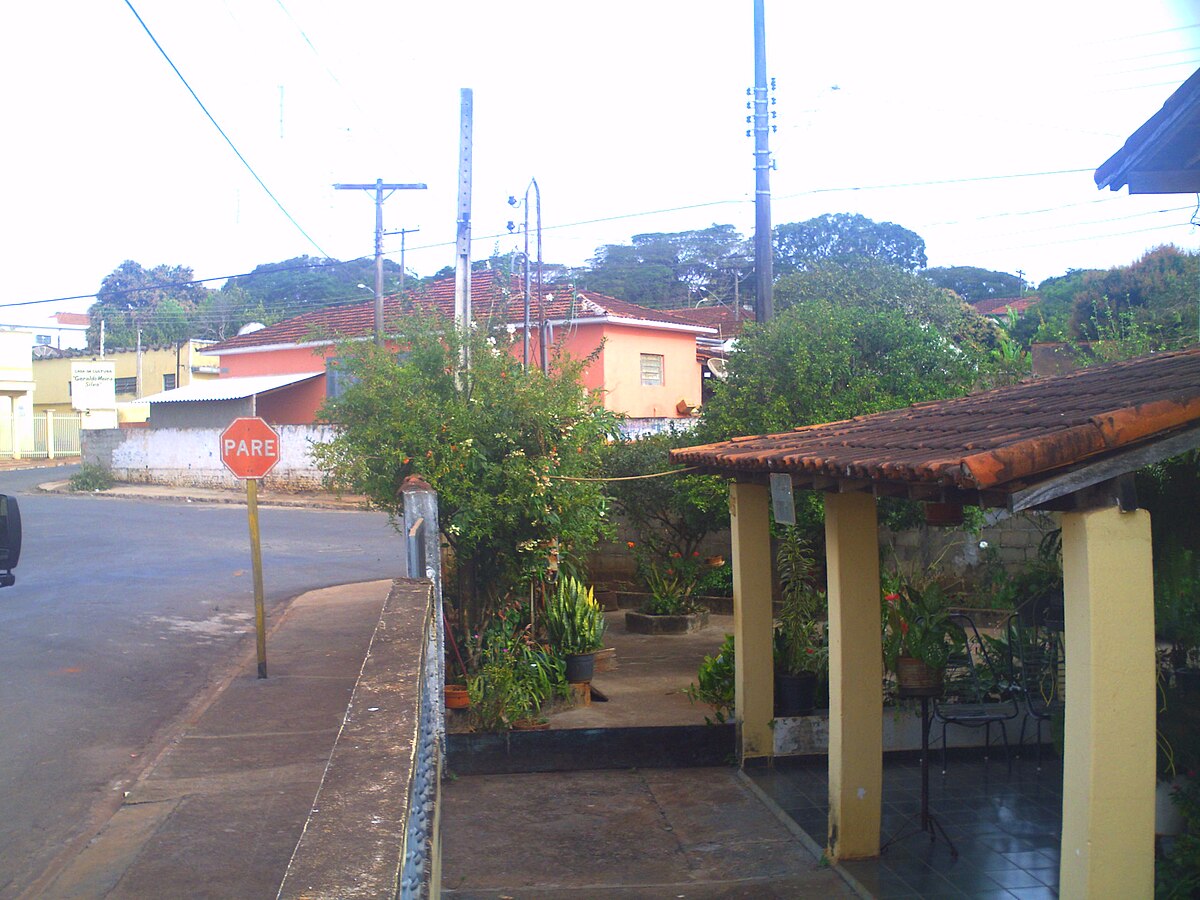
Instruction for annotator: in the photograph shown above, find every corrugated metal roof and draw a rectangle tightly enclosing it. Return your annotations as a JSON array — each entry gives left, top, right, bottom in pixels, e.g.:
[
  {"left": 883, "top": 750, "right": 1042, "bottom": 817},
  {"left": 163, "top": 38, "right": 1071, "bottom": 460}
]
[
  {"left": 139, "top": 372, "right": 323, "bottom": 403},
  {"left": 671, "top": 348, "right": 1200, "bottom": 497}
]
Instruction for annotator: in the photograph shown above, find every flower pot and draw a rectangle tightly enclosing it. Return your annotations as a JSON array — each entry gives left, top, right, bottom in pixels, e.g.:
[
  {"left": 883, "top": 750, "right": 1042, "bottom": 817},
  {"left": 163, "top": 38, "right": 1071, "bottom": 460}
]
[
  {"left": 565, "top": 652, "right": 597, "bottom": 684},
  {"left": 776, "top": 671, "right": 817, "bottom": 717},
  {"left": 444, "top": 684, "right": 470, "bottom": 709},
  {"left": 1175, "top": 667, "right": 1200, "bottom": 694},
  {"left": 896, "top": 657, "right": 944, "bottom": 696},
  {"left": 1157, "top": 775, "right": 1190, "bottom": 836}
]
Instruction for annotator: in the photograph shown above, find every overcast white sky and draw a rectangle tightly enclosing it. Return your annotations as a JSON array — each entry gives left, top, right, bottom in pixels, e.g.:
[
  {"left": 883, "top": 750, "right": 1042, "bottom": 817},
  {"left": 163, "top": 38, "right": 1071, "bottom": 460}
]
[{"left": 2, "top": 1, "right": 1199, "bottom": 328}]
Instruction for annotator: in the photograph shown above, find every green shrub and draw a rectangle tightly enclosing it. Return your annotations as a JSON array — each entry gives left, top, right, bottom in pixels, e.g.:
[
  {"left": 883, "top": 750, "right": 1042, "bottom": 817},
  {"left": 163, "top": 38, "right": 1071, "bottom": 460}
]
[
  {"left": 686, "top": 634, "right": 736, "bottom": 724},
  {"left": 69, "top": 463, "right": 114, "bottom": 492}
]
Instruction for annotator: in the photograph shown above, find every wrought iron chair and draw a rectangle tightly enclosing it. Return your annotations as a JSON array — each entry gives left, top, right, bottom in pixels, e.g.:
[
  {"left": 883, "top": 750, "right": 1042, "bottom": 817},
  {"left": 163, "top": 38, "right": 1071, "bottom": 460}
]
[
  {"left": 1009, "top": 599, "right": 1065, "bottom": 770},
  {"left": 932, "top": 613, "right": 1021, "bottom": 774}
]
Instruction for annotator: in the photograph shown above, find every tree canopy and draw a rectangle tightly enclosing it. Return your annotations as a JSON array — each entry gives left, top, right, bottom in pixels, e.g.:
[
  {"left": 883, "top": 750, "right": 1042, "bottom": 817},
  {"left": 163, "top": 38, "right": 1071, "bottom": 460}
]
[
  {"left": 88, "top": 260, "right": 211, "bottom": 350},
  {"left": 583, "top": 225, "right": 748, "bottom": 308},
  {"left": 773, "top": 213, "right": 927, "bottom": 275},
  {"left": 310, "top": 314, "right": 620, "bottom": 633},
  {"left": 924, "top": 266, "right": 1024, "bottom": 301}
]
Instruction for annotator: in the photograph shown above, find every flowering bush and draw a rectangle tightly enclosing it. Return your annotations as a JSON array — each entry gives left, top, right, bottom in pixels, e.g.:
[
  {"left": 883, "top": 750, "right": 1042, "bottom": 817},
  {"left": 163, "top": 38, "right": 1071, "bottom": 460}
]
[
  {"left": 881, "top": 581, "right": 960, "bottom": 673},
  {"left": 635, "top": 548, "right": 709, "bottom": 615}
]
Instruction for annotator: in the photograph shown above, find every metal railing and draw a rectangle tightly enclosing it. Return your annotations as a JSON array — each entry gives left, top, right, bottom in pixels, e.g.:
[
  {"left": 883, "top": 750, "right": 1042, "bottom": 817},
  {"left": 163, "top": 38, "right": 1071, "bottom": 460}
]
[
  {"left": 0, "top": 413, "right": 81, "bottom": 459},
  {"left": 399, "top": 482, "right": 443, "bottom": 899}
]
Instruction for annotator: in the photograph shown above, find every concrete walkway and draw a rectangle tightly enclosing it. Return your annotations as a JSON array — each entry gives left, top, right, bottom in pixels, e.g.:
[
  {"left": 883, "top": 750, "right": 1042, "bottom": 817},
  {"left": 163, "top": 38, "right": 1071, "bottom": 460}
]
[
  {"left": 440, "top": 767, "right": 857, "bottom": 898},
  {"left": 29, "top": 580, "right": 392, "bottom": 899}
]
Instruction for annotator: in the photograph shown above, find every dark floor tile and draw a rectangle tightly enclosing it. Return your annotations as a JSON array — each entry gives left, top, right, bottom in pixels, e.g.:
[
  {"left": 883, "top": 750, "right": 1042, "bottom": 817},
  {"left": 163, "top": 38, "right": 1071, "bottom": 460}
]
[
  {"left": 1006, "top": 885, "right": 1057, "bottom": 899},
  {"left": 985, "top": 867, "right": 1051, "bottom": 891},
  {"left": 1002, "top": 849, "right": 1058, "bottom": 870}
]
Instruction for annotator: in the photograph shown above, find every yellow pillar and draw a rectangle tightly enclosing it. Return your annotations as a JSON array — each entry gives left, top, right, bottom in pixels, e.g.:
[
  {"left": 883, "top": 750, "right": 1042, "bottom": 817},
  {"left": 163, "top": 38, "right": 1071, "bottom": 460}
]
[
  {"left": 1059, "top": 505, "right": 1154, "bottom": 900},
  {"left": 729, "top": 480, "right": 774, "bottom": 760},
  {"left": 825, "top": 491, "right": 882, "bottom": 860}
]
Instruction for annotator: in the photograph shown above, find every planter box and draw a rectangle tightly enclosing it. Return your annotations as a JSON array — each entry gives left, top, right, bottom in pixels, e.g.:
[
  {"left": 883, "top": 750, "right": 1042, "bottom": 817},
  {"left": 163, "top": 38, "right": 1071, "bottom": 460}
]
[
  {"left": 624, "top": 610, "right": 710, "bottom": 635},
  {"left": 615, "top": 592, "right": 731, "bottom": 615}
]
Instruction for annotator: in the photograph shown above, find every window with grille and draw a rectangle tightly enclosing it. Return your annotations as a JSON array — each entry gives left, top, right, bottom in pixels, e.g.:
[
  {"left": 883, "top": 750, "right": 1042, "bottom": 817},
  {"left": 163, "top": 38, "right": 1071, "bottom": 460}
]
[
  {"left": 162, "top": 374, "right": 177, "bottom": 391},
  {"left": 640, "top": 353, "right": 664, "bottom": 386},
  {"left": 114, "top": 377, "right": 137, "bottom": 395}
]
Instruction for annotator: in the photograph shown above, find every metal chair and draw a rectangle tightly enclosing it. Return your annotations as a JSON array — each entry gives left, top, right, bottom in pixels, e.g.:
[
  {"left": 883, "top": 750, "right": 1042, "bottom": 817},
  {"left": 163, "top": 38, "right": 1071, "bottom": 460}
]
[
  {"left": 933, "top": 613, "right": 1021, "bottom": 774},
  {"left": 1009, "top": 601, "right": 1065, "bottom": 770}
]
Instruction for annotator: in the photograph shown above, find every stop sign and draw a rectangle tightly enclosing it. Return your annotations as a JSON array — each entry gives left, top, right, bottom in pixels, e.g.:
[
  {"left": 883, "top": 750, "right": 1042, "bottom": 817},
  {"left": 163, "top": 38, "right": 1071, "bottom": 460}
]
[{"left": 220, "top": 417, "right": 281, "bottom": 479}]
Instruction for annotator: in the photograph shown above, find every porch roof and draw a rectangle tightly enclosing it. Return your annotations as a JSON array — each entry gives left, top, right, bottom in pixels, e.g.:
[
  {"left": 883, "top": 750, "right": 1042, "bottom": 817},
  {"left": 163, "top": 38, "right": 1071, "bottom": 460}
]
[
  {"left": 671, "top": 347, "right": 1200, "bottom": 509},
  {"left": 138, "top": 372, "right": 323, "bottom": 404}
]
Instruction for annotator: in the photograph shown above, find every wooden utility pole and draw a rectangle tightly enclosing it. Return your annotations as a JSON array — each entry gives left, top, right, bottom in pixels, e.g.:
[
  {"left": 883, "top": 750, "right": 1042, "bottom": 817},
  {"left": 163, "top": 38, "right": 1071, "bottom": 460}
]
[
  {"left": 455, "top": 89, "right": 474, "bottom": 371},
  {"left": 752, "top": 0, "right": 774, "bottom": 323},
  {"left": 334, "top": 179, "right": 427, "bottom": 344}
]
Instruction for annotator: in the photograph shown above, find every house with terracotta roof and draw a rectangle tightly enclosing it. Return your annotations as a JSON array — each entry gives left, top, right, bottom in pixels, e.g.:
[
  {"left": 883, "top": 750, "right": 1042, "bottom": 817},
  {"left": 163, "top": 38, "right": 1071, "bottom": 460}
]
[
  {"left": 201, "top": 270, "right": 716, "bottom": 435},
  {"left": 969, "top": 295, "right": 1038, "bottom": 320}
]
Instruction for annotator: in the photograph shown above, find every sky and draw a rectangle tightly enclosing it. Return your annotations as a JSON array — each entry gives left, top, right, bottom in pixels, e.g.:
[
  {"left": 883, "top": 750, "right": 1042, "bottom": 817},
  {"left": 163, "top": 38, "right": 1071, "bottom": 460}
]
[{"left": 3, "top": 1, "right": 1199, "bottom": 329}]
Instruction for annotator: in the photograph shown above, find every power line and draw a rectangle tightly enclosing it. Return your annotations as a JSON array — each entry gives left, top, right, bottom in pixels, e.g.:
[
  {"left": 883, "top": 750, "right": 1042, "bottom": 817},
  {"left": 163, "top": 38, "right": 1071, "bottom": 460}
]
[{"left": 122, "top": 0, "right": 329, "bottom": 258}]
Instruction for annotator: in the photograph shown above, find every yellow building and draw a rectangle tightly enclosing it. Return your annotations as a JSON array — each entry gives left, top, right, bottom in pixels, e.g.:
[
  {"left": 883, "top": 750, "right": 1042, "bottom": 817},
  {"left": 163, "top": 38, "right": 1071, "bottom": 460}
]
[{"left": 33, "top": 341, "right": 221, "bottom": 423}]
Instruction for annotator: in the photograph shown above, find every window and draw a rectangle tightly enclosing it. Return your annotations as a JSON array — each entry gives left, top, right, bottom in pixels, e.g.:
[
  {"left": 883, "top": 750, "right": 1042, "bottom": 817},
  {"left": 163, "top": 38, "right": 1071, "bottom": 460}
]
[
  {"left": 162, "top": 373, "right": 177, "bottom": 391},
  {"left": 35, "top": 334, "right": 51, "bottom": 346},
  {"left": 114, "top": 376, "right": 137, "bottom": 395},
  {"left": 325, "top": 358, "right": 358, "bottom": 399},
  {"left": 640, "top": 353, "right": 664, "bottom": 387}
]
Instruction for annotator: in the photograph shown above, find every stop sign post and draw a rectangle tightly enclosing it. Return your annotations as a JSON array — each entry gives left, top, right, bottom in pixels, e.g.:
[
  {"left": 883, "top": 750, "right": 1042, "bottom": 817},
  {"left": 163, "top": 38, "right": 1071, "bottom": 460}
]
[{"left": 220, "top": 417, "right": 279, "bottom": 678}]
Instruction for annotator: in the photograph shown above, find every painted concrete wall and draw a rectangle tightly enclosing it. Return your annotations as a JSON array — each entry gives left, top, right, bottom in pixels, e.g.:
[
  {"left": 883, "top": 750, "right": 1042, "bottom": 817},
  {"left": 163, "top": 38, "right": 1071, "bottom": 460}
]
[
  {"left": 222, "top": 345, "right": 333, "bottom": 377},
  {"left": 86, "top": 424, "right": 336, "bottom": 490}
]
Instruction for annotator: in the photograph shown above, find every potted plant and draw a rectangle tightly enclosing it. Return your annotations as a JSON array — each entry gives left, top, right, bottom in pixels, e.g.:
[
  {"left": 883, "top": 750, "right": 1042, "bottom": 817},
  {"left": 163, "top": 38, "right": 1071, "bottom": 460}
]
[
  {"left": 774, "top": 529, "right": 828, "bottom": 716},
  {"left": 545, "top": 575, "right": 607, "bottom": 683},
  {"left": 882, "top": 580, "right": 961, "bottom": 695},
  {"left": 625, "top": 551, "right": 712, "bottom": 634}
]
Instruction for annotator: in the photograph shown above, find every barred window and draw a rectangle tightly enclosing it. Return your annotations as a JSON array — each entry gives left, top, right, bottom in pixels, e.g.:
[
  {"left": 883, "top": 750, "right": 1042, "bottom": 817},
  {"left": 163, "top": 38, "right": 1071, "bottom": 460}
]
[
  {"left": 162, "top": 373, "right": 177, "bottom": 391},
  {"left": 114, "top": 376, "right": 137, "bottom": 395}
]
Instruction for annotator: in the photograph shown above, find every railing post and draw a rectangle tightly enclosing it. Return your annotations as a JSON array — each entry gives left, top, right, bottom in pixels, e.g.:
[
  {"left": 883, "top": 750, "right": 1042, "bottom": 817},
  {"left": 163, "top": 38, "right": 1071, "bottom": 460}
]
[
  {"left": 400, "top": 475, "right": 443, "bottom": 897},
  {"left": 46, "top": 410, "right": 55, "bottom": 460}
]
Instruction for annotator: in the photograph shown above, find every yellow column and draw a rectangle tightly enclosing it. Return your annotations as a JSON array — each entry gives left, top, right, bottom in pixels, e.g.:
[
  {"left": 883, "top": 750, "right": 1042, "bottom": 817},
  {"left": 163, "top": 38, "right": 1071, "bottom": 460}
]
[
  {"left": 825, "top": 491, "right": 882, "bottom": 860},
  {"left": 729, "top": 480, "right": 774, "bottom": 760},
  {"left": 1059, "top": 505, "right": 1154, "bottom": 899}
]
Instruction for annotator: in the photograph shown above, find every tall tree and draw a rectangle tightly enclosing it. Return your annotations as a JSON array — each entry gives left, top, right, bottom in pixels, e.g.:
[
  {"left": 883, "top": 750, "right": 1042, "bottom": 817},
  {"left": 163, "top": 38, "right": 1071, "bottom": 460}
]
[
  {"left": 88, "top": 260, "right": 210, "bottom": 350},
  {"left": 924, "top": 266, "right": 1024, "bottom": 301},
  {"left": 223, "top": 255, "right": 403, "bottom": 315},
  {"left": 773, "top": 259, "right": 998, "bottom": 353},
  {"left": 773, "top": 213, "right": 927, "bottom": 275},
  {"left": 583, "top": 225, "right": 749, "bottom": 308}
]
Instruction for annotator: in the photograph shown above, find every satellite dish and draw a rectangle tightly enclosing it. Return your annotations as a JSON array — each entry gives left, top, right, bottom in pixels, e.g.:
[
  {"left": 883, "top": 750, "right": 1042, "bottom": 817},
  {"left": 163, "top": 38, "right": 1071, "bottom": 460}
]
[
  {"left": 237, "top": 322, "right": 266, "bottom": 336},
  {"left": 706, "top": 357, "right": 729, "bottom": 380}
]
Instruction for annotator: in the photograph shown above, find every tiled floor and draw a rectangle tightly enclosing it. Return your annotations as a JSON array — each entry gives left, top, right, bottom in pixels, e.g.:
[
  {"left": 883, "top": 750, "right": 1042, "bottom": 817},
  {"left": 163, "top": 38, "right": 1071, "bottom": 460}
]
[{"left": 749, "top": 749, "right": 1064, "bottom": 899}]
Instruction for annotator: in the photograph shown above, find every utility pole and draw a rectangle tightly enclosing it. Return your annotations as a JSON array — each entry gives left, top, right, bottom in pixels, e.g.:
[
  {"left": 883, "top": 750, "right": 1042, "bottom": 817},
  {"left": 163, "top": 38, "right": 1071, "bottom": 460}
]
[
  {"left": 455, "top": 89, "right": 474, "bottom": 372},
  {"left": 334, "top": 179, "right": 427, "bottom": 344},
  {"left": 751, "top": 0, "right": 774, "bottom": 323},
  {"left": 387, "top": 226, "right": 420, "bottom": 294}
]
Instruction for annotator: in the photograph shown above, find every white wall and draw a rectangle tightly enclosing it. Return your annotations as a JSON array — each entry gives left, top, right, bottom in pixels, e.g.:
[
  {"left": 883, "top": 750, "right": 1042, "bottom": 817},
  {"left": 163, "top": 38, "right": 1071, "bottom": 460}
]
[{"left": 95, "top": 424, "right": 336, "bottom": 490}]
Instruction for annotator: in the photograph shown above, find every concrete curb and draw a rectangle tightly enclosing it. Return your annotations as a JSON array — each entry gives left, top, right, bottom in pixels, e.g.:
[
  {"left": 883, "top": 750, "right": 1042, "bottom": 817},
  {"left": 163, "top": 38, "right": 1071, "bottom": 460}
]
[{"left": 35, "top": 479, "right": 372, "bottom": 511}]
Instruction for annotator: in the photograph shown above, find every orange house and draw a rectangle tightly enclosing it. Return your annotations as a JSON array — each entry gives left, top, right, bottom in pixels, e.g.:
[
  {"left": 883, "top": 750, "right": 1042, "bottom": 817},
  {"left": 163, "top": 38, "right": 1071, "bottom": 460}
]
[{"left": 205, "top": 271, "right": 714, "bottom": 433}]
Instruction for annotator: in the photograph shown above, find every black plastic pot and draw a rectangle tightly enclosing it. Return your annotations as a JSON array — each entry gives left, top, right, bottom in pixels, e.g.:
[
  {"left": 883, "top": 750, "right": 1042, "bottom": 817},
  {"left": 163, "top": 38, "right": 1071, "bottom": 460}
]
[
  {"left": 775, "top": 671, "right": 817, "bottom": 717},
  {"left": 565, "top": 652, "right": 596, "bottom": 684}
]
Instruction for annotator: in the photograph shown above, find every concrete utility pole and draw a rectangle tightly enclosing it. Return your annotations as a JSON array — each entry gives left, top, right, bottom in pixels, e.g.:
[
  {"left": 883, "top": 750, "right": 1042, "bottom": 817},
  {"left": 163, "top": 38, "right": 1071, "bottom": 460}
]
[
  {"left": 455, "top": 89, "right": 474, "bottom": 372},
  {"left": 388, "top": 226, "right": 420, "bottom": 295},
  {"left": 334, "top": 179, "right": 427, "bottom": 344},
  {"left": 752, "top": 0, "right": 774, "bottom": 323}
]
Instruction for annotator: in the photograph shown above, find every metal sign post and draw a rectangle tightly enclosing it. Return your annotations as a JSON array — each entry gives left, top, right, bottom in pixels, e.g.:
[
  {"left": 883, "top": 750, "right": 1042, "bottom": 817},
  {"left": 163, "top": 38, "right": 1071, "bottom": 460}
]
[{"left": 220, "top": 417, "right": 282, "bottom": 678}]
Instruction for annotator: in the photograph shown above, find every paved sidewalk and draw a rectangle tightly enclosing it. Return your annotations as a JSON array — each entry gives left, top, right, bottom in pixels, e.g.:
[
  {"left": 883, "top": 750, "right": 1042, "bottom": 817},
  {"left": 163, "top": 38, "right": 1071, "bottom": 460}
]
[{"left": 30, "top": 580, "right": 393, "bottom": 899}]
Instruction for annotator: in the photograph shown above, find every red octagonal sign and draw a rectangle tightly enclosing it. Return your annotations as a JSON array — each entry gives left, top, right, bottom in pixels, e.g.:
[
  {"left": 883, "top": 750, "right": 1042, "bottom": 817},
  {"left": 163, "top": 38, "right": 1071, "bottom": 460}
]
[{"left": 220, "top": 417, "right": 281, "bottom": 480}]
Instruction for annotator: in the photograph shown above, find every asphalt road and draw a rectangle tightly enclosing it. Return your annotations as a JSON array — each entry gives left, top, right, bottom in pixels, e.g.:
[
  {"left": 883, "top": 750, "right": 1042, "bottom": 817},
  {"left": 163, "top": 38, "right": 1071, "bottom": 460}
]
[{"left": 0, "top": 466, "right": 405, "bottom": 897}]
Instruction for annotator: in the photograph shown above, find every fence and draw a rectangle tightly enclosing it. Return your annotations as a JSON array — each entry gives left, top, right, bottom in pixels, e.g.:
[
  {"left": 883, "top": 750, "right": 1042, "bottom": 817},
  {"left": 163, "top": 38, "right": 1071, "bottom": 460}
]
[{"left": 0, "top": 412, "right": 81, "bottom": 460}]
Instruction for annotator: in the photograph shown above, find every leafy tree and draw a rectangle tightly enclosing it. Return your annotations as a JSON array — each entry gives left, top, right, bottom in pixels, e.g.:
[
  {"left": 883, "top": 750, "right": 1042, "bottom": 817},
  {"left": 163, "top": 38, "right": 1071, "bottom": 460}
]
[
  {"left": 583, "top": 225, "right": 749, "bottom": 308},
  {"left": 223, "top": 255, "right": 403, "bottom": 315},
  {"left": 310, "top": 314, "right": 620, "bottom": 637},
  {"left": 924, "top": 266, "right": 1024, "bottom": 301},
  {"left": 1069, "top": 245, "right": 1199, "bottom": 348},
  {"left": 88, "top": 260, "right": 211, "bottom": 350},
  {"left": 773, "top": 213, "right": 927, "bottom": 275},
  {"left": 698, "top": 300, "right": 979, "bottom": 443},
  {"left": 773, "top": 259, "right": 999, "bottom": 353},
  {"left": 602, "top": 432, "right": 727, "bottom": 559}
]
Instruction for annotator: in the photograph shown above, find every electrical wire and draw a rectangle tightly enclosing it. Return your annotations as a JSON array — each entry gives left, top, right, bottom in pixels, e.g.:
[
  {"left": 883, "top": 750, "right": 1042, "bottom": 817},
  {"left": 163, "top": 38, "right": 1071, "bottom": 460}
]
[{"left": 122, "top": 0, "right": 330, "bottom": 258}]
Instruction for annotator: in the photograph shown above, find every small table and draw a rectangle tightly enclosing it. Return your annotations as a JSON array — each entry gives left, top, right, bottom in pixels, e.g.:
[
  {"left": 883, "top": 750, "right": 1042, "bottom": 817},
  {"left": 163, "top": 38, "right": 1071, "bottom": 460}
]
[{"left": 881, "top": 687, "right": 958, "bottom": 858}]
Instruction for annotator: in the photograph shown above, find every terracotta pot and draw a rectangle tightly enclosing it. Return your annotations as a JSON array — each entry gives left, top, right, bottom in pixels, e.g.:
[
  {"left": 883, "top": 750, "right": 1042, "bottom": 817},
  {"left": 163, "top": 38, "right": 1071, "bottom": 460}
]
[
  {"left": 512, "top": 717, "right": 551, "bottom": 732},
  {"left": 896, "top": 657, "right": 944, "bottom": 696},
  {"left": 444, "top": 684, "right": 470, "bottom": 709}
]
